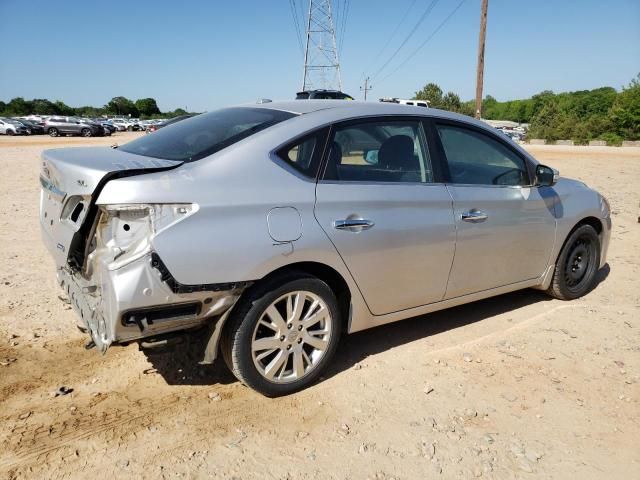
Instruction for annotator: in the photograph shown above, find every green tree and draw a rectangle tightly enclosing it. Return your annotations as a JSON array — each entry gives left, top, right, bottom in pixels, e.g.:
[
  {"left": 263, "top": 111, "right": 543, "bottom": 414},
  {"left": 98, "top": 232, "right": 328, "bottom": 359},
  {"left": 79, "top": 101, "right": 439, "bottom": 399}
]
[
  {"left": 441, "top": 92, "right": 462, "bottom": 112},
  {"left": 169, "top": 108, "right": 188, "bottom": 117},
  {"left": 31, "top": 98, "right": 60, "bottom": 115},
  {"left": 414, "top": 83, "right": 443, "bottom": 108},
  {"left": 75, "top": 106, "right": 105, "bottom": 117},
  {"left": 4, "top": 97, "right": 31, "bottom": 116},
  {"left": 53, "top": 100, "right": 75, "bottom": 116},
  {"left": 609, "top": 74, "right": 640, "bottom": 140},
  {"left": 135, "top": 98, "right": 161, "bottom": 117},
  {"left": 105, "top": 96, "right": 139, "bottom": 117}
]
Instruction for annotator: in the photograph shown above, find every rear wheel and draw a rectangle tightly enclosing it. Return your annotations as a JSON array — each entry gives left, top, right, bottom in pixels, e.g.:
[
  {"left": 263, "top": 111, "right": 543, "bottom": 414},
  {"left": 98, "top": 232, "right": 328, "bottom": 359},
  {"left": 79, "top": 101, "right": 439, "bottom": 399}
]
[
  {"left": 48, "top": 128, "right": 59, "bottom": 137},
  {"left": 6, "top": 129, "right": 14, "bottom": 136},
  {"left": 547, "top": 224, "right": 600, "bottom": 300},
  {"left": 221, "top": 272, "right": 341, "bottom": 397},
  {"left": 81, "top": 128, "right": 92, "bottom": 137}
]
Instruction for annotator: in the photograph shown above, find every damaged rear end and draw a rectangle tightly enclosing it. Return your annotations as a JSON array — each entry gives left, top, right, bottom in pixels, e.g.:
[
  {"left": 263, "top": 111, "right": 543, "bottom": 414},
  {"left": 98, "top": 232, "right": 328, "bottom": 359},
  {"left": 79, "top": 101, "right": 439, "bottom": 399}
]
[{"left": 39, "top": 147, "right": 245, "bottom": 353}]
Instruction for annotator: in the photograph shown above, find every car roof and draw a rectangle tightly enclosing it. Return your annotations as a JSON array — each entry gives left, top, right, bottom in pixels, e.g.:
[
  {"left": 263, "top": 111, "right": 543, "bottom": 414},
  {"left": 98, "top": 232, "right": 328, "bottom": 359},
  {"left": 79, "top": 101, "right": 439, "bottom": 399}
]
[{"left": 249, "top": 100, "right": 485, "bottom": 127}]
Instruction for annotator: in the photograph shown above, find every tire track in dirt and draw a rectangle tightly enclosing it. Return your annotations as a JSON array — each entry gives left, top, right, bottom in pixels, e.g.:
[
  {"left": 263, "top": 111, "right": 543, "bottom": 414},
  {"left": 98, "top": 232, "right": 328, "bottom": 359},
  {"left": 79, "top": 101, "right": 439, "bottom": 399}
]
[{"left": 0, "top": 330, "right": 328, "bottom": 475}]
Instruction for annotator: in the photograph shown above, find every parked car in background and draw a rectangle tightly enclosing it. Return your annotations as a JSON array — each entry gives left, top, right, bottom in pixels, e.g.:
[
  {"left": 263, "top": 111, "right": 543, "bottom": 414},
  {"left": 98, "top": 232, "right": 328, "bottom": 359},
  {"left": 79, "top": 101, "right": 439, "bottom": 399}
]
[
  {"left": 93, "top": 119, "right": 117, "bottom": 135},
  {"left": 0, "top": 118, "right": 29, "bottom": 135},
  {"left": 145, "top": 115, "right": 193, "bottom": 133},
  {"left": 43, "top": 117, "right": 105, "bottom": 137},
  {"left": 76, "top": 118, "right": 111, "bottom": 136},
  {"left": 380, "top": 98, "right": 430, "bottom": 107},
  {"left": 296, "top": 89, "right": 354, "bottom": 100},
  {"left": 39, "top": 101, "right": 611, "bottom": 396},
  {"left": 16, "top": 119, "right": 45, "bottom": 135},
  {"left": 109, "top": 119, "right": 129, "bottom": 131}
]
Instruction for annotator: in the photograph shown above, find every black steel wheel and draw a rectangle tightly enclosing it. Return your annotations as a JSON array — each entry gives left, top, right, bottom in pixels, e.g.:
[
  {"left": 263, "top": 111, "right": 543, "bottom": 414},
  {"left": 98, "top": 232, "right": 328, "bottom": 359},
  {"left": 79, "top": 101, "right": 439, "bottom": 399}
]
[{"left": 547, "top": 224, "right": 600, "bottom": 300}]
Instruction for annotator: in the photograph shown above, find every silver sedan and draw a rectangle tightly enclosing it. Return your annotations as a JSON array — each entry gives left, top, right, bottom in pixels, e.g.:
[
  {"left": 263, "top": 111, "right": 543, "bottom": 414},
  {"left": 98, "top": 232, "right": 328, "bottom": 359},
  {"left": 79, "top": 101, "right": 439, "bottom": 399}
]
[{"left": 39, "top": 101, "right": 611, "bottom": 396}]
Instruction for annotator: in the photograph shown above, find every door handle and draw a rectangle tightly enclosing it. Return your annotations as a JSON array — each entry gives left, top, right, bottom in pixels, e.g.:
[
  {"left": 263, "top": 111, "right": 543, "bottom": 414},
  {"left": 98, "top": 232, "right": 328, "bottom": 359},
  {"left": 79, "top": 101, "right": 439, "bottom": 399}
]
[
  {"left": 333, "top": 219, "right": 375, "bottom": 232},
  {"left": 461, "top": 209, "right": 488, "bottom": 223}
]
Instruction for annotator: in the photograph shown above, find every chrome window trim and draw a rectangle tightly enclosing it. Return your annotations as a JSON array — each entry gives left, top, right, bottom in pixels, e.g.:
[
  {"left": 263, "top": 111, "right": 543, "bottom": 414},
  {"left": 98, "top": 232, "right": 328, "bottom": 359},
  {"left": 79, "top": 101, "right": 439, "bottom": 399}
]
[
  {"left": 317, "top": 179, "right": 448, "bottom": 187},
  {"left": 445, "top": 182, "right": 536, "bottom": 189}
]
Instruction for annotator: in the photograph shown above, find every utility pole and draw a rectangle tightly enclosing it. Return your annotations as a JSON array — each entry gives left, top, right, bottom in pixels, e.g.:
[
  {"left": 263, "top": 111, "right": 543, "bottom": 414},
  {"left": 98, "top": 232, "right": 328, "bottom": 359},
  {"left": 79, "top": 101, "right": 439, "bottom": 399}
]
[
  {"left": 301, "top": 0, "right": 342, "bottom": 92},
  {"left": 360, "top": 77, "right": 372, "bottom": 101},
  {"left": 474, "top": 0, "right": 488, "bottom": 119}
]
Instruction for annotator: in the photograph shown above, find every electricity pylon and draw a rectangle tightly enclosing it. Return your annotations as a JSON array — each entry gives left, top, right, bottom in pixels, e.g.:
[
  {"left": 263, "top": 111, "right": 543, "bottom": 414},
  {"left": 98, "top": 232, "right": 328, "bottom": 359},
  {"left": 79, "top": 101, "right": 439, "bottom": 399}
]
[{"left": 301, "top": 0, "right": 342, "bottom": 92}]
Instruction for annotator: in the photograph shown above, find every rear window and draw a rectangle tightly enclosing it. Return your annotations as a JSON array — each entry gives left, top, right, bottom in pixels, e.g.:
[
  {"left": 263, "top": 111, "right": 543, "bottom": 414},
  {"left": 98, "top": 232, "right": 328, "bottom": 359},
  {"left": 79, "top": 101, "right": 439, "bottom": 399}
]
[{"left": 119, "top": 107, "right": 296, "bottom": 162}]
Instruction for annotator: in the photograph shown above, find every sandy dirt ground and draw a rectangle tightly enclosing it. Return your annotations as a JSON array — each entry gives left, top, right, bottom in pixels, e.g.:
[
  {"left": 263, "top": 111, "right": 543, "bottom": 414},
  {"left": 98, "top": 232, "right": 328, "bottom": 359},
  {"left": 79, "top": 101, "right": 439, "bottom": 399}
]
[{"left": 0, "top": 134, "right": 638, "bottom": 479}]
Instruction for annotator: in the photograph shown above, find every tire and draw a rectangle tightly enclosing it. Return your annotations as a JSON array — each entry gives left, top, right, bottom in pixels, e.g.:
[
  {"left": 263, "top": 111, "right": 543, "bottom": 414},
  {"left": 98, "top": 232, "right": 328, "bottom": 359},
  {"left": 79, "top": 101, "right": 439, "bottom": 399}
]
[
  {"left": 547, "top": 224, "right": 601, "bottom": 300},
  {"left": 221, "top": 272, "right": 341, "bottom": 397},
  {"left": 6, "top": 129, "right": 14, "bottom": 136},
  {"left": 48, "top": 128, "right": 59, "bottom": 137}
]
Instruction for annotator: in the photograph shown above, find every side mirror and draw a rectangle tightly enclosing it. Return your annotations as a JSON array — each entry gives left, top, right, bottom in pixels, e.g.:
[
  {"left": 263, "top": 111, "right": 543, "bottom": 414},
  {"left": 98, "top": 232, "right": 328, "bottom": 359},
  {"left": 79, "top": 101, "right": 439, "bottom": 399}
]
[{"left": 535, "top": 164, "right": 558, "bottom": 187}]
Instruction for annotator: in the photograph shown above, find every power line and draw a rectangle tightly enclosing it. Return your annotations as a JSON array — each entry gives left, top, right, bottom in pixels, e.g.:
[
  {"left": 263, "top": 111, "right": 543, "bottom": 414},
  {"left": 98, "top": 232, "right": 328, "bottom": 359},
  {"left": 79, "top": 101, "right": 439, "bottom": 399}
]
[
  {"left": 338, "top": 0, "right": 350, "bottom": 55},
  {"left": 289, "top": 0, "right": 305, "bottom": 57},
  {"left": 378, "top": 0, "right": 468, "bottom": 84},
  {"left": 370, "top": 0, "right": 440, "bottom": 81},
  {"left": 361, "top": 0, "right": 417, "bottom": 79}
]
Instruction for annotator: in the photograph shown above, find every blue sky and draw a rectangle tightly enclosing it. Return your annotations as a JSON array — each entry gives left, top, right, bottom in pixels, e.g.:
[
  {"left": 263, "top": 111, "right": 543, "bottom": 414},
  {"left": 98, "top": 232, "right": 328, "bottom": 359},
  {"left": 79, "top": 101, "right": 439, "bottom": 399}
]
[{"left": 0, "top": 0, "right": 638, "bottom": 112}]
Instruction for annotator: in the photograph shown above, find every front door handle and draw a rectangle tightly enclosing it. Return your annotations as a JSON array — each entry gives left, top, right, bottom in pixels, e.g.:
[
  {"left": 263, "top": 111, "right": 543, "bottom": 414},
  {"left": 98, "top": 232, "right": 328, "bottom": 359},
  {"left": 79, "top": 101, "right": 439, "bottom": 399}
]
[
  {"left": 333, "top": 219, "right": 375, "bottom": 232},
  {"left": 461, "top": 209, "right": 488, "bottom": 223}
]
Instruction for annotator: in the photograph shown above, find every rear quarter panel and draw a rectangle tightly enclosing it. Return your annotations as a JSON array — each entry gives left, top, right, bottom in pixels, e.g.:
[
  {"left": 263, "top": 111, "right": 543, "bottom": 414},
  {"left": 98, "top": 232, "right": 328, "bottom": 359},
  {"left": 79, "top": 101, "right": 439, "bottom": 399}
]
[{"left": 96, "top": 130, "right": 361, "bottom": 291}]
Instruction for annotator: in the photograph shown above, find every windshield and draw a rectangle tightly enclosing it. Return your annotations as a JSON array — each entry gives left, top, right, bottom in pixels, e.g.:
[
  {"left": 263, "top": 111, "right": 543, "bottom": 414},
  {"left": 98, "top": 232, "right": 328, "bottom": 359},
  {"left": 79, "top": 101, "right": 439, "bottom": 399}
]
[{"left": 119, "top": 107, "right": 296, "bottom": 162}]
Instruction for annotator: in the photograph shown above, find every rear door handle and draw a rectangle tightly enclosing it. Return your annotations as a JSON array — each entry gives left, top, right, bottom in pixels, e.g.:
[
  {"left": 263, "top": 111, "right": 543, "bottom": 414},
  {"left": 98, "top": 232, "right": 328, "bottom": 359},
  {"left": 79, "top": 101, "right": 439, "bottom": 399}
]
[
  {"left": 333, "top": 219, "right": 375, "bottom": 232},
  {"left": 461, "top": 209, "right": 488, "bottom": 223}
]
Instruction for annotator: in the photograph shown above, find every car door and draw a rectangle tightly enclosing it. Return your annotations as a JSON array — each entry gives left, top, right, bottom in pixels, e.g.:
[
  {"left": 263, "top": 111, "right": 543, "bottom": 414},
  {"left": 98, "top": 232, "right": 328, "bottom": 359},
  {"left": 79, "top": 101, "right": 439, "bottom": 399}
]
[
  {"left": 433, "top": 121, "right": 556, "bottom": 299},
  {"left": 314, "top": 117, "right": 456, "bottom": 315},
  {"left": 54, "top": 118, "right": 70, "bottom": 134}
]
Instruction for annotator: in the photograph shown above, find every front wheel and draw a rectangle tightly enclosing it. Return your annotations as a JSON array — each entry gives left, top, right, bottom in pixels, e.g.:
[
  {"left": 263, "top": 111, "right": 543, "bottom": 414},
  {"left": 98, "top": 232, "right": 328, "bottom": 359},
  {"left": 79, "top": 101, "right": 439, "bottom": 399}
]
[
  {"left": 6, "top": 129, "right": 14, "bottom": 136},
  {"left": 48, "top": 128, "right": 59, "bottom": 137},
  {"left": 221, "top": 272, "right": 341, "bottom": 396},
  {"left": 547, "top": 224, "right": 601, "bottom": 300},
  {"left": 81, "top": 128, "right": 92, "bottom": 137}
]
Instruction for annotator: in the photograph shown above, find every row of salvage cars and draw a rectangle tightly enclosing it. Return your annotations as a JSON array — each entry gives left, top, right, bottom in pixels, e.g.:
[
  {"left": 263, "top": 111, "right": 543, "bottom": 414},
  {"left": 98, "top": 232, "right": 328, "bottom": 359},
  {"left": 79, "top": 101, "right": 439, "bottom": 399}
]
[
  {"left": 0, "top": 116, "right": 115, "bottom": 137},
  {"left": 40, "top": 100, "right": 611, "bottom": 396},
  {"left": 0, "top": 116, "right": 177, "bottom": 138}
]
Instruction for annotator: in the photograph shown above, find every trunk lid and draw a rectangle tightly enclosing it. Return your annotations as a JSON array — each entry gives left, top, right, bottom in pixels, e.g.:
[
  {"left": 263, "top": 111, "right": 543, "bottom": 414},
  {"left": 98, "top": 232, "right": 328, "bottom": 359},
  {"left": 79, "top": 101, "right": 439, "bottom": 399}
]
[{"left": 40, "top": 147, "right": 182, "bottom": 268}]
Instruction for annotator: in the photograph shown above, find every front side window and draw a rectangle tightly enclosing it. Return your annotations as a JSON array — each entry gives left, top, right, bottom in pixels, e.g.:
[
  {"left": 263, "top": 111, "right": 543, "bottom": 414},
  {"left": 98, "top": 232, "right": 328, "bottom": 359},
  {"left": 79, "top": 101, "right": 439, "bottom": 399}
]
[
  {"left": 437, "top": 124, "right": 529, "bottom": 186},
  {"left": 119, "top": 107, "right": 296, "bottom": 162},
  {"left": 323, "top": 120, "right": 433, "bottom": 183}
]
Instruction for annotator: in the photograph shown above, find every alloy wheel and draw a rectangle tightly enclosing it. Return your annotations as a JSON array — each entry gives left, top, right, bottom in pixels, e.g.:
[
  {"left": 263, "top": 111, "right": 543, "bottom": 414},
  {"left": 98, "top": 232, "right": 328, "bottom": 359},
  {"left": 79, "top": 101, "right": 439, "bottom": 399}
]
[{"left": 251, "top": 290, "right": 332, "bottom": 384}]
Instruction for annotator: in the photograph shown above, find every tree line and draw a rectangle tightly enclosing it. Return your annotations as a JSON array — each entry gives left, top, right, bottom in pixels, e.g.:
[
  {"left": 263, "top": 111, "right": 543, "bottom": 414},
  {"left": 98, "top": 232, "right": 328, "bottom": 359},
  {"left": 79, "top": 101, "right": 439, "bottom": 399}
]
[
  {"left": 0, "top": 96, "right": 189, "bottom": 119},
  {"left": 414, "top": 74, "right": 640, "bottom": 145}
]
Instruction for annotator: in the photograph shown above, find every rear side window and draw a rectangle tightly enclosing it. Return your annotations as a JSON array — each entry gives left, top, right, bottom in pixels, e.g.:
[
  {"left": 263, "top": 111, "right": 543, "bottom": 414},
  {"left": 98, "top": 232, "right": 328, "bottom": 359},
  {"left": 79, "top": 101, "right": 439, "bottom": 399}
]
[
  {"left": 119, "top": 107, "right": 296, "bottom": 162},
  {"left": 284, "top": 137, "right": 316, "bottom": 170},
  {"left": 323, "top": 120, "right": 433, "bottom": 183},
  {"left": 276, "top": 128, "right": 328, "bottom": 178},
  {"left": 436, "top": 124, "right": 530, "bottom": 186}
]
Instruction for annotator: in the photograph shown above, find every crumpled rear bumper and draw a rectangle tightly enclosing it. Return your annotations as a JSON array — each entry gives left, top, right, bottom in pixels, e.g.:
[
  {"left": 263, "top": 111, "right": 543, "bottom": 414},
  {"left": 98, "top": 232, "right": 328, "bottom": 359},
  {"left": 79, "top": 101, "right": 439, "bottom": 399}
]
[{"left": 58, "top": 251, "right": 245, "bottom": 353}]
